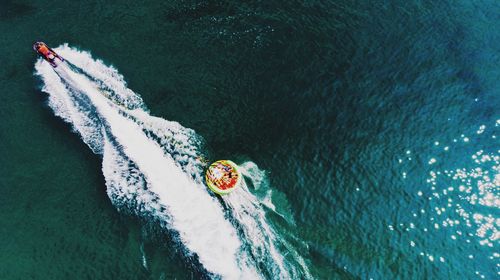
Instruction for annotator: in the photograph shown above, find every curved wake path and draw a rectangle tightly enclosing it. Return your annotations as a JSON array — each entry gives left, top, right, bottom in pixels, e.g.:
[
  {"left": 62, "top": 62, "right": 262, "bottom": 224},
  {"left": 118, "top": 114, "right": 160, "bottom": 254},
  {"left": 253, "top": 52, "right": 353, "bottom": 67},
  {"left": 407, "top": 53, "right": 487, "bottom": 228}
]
[{"left": 34, "top": 45, "right": 310, "bottom": 279}]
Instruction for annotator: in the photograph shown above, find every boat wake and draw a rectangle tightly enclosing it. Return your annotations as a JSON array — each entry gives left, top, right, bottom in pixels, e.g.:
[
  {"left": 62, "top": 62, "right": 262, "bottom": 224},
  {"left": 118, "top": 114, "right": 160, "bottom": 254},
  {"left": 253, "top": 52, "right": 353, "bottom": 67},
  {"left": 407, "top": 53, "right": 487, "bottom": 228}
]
[{"left": 34, "top": 44, "right": 310, "bottom": 279}]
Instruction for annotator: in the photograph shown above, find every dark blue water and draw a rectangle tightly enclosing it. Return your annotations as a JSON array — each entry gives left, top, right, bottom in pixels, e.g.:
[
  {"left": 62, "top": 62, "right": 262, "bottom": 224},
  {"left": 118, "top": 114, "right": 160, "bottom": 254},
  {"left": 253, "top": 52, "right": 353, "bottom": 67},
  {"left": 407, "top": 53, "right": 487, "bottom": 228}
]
[{"left": 0, "top": 0, "right": 499, "bottom": 279}]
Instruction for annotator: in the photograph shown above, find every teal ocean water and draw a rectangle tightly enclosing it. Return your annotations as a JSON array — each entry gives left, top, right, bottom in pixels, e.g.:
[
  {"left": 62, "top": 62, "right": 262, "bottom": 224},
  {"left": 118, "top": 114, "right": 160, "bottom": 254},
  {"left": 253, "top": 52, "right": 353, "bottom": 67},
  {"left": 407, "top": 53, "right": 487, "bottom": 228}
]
[{"left": 1, "top": 0, "right": 499, "bottom": 279}]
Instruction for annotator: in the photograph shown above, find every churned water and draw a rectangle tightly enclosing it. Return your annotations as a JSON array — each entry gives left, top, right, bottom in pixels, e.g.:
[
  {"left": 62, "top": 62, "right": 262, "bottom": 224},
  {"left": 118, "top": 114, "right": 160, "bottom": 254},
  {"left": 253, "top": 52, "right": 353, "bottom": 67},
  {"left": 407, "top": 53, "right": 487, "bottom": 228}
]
[{"left": 0, "top": 0, "right": 499, "bottom": 279}]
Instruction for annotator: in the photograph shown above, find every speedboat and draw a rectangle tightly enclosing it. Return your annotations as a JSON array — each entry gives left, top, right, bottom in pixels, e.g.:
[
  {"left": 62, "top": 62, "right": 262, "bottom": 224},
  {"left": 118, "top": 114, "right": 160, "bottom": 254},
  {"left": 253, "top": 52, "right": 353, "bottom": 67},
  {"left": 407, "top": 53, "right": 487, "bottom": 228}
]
[{"left": 33, "top": 42, "right": 64, "bottom": 67}]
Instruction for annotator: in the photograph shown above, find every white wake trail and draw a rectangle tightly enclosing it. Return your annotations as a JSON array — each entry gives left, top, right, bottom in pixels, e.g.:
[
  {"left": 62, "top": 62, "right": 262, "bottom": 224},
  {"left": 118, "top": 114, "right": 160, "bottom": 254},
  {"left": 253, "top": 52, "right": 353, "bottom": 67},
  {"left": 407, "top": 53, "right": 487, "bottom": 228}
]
[
  {"left": 35, "top": 44, "right": 309, "bottom": 279},
  {"left": 224, "top": 163, "right": 312, "bottom": 279},
  {"left": 35, "top": 46, "right": 250, "bottom": 279}
]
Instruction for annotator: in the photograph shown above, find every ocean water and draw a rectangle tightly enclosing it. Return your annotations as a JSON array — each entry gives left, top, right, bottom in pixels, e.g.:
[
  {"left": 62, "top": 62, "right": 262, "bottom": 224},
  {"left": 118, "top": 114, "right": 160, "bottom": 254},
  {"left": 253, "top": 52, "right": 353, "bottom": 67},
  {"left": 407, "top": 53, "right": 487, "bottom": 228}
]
[{"left": 0, "top": 0, "right": 499, "bottom": 279}]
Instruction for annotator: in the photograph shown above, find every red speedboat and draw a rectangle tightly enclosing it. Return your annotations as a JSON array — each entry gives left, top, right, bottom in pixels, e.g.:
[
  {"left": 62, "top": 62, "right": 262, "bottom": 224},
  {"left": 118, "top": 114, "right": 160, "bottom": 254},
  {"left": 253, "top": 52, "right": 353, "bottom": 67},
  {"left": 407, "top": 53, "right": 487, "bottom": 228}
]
[{"left": 33, "top": 42, "right": 64, "bottom": 67}]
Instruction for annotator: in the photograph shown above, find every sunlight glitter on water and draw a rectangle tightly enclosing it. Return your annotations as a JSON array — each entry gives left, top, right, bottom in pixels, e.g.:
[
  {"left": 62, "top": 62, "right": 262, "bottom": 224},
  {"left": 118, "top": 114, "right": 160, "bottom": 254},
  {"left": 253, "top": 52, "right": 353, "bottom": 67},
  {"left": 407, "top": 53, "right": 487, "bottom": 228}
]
[{"left": 392, "top": 120, "right": 500, "bottom": 277}]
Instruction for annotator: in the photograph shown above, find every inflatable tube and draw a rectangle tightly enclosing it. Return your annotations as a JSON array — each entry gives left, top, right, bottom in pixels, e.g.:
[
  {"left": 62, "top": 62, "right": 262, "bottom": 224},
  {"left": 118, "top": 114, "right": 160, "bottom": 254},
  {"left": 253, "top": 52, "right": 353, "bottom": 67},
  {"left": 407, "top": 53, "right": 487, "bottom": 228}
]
[{"left": 205, "top": 160, "right": 241, "bottom": 195}]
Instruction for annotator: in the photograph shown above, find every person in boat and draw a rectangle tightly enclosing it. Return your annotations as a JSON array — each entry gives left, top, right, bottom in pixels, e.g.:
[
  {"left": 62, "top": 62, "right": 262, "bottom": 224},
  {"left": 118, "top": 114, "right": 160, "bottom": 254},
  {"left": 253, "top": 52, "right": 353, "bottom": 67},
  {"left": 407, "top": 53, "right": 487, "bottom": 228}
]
[
  {"left": 35, "top": 42, "right": 56, "bottom": 60},
  {"left": 36, "top": 43, "right": 49, "bottom": 54}
]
